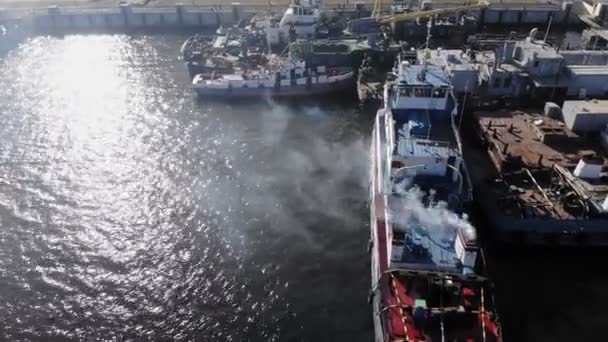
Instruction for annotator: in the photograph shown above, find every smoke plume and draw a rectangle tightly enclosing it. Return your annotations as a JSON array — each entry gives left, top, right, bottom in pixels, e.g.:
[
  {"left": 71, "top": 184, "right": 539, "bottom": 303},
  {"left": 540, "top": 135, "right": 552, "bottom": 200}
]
[
  {"left": 189, "top": 101, "right": 371, "bottom": 251},
  {"left": 389, "top": 179, "right": 477, "bottom": 243}
]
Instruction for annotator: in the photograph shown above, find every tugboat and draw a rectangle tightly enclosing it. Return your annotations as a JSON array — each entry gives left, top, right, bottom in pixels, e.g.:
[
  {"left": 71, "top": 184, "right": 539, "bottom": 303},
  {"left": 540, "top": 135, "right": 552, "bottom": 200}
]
[
  {"left": 265, "top": 0, "right": 321, "bottom": 47},
  {"left": 191, "top": 55, "right": 353, "bottom": 97},
  {"left": 369, "top": 50, "right": 502, "bottom": 341}
]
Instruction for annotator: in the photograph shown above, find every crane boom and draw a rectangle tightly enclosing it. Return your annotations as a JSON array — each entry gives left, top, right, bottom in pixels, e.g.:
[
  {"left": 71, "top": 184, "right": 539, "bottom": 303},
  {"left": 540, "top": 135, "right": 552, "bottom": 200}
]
[
  {"left": 379, "top": 1, "right": 489, "bottom": 24},
  {"left": 372, "top": 0, "right": 383, "bottom": 20}
]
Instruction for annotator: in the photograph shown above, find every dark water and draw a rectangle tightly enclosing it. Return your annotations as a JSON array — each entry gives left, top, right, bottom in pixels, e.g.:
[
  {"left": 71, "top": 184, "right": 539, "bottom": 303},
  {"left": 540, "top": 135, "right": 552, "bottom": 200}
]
[
  {"left": 2, "top": 34, "right": 608, "bottom": 342},
  {"left": 0, "top": 35, "right": 373, "bottom": 341}
]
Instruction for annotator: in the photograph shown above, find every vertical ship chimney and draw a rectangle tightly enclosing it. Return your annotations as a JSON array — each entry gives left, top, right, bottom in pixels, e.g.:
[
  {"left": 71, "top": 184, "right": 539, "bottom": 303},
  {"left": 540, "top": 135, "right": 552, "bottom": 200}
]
[{"left": 455, "top": 224, "right": 479, "bottom": 274}]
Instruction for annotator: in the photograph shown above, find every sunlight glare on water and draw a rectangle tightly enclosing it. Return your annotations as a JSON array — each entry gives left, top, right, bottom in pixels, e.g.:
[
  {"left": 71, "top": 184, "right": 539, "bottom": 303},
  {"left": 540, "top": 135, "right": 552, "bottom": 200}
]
[{"left": 0, "top": 35, "right": 372, "bottom": 341}]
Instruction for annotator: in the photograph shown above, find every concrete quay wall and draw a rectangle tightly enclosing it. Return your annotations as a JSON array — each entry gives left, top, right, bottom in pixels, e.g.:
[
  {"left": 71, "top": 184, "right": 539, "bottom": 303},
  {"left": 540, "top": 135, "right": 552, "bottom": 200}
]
[
  {"left": 1, "top": 3, "right": 253, "bottom": 33},
  {"left": 0, "top": 1, "right": 592, "bottom": 35}
]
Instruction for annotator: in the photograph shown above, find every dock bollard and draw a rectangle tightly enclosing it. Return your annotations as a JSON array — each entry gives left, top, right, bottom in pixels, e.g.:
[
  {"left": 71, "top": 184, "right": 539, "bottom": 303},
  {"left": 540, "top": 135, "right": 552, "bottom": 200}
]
[
  {"left": 214, "top": 8, "right": 221, "bottom": 28},
  {"left": 517, "top": 9, "right": 523, "bottom": 25},
  {"left": 119, "top": 2, "right": 131, "bottom": 28},
  {"left": 176, "top": 3, "right": 184, "bottom": 27},
  {"left": 562, "top": 1, "right": 573, "bottom": 25},
  {"left": 478, "top": 6, "right": 486, "bottom": 28},
  {"left": 48, "top": 5, "right": 60, "bottom": 31},
  {"left": 231, "top": 3, "right": 241, "bottom": 23}
]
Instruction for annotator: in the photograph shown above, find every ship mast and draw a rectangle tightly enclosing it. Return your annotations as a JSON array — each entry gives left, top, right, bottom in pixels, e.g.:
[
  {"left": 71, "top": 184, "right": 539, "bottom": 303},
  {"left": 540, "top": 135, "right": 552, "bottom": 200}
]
[
  {"left": 420, "top": 17, "right": 432, "bottom": 80},
  {"left": 425, "top": 17, "right": 432, "bottom": 50}
]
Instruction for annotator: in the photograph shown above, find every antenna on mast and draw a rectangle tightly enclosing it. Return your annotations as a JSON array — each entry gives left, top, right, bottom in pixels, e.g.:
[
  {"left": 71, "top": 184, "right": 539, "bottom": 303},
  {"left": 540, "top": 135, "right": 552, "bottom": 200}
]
[
  {"left": 425, "top": 18, "right": 432, "bottom": 50},
  {"left": 421, "top": 17, "right": 432, "bottom": 78},
  {"left": 543, "top": 14, "right": 553, "bottom": 44}
]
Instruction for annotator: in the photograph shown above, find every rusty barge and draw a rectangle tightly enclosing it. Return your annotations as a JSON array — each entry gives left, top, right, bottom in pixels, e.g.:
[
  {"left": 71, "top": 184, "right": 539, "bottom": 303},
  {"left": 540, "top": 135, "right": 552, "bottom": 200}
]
[{"left": 472, "top": 101, "right": 608, "bottom": 246}]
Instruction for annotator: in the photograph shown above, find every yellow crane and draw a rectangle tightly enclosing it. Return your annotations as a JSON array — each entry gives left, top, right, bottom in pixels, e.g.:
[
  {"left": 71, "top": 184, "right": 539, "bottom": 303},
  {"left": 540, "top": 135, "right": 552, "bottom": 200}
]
[
  {"left": 373, "top": 1, "right": 489, "bottom": 24},
  {"left": 346, "top": 0, "right": 489, "bottom": 35},
  {"left": 382, "top": 1, "right": 489, "bottom": 23},
  {"left": 371, "top": 0, "right": 384, "bottom": 20}
]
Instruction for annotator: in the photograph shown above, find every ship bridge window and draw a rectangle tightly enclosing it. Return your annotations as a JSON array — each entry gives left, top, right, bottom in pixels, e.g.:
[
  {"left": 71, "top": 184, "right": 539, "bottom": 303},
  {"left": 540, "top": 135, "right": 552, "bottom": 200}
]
[
  {"left": 399, "top": 87, "right": 413, "bottom": 96},
  {"left": 432, "top": 87, "right": 447, "bottom": 98},
  {"left": 413, "top": 87, "right": 432, "bottom": 97}
]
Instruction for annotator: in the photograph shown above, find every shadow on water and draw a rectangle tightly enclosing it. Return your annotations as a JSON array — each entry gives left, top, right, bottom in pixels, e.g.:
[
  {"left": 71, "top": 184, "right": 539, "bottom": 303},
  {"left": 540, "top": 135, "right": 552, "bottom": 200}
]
[
  {"left": 189, "top": 97, "right": 376, "bottom": 341},
  {"left": 191, "top": 87, "right": 360, "bottom": 108},
  {"left": 484, "top": 238, "right": 608, "bottom": 342},
  {"left": 0, "top": 34, "right": 377, "bottom": 341},
  {"left": 459, "top": 107, "right": 608, "bottom": 342},
  {"left": 466, "top": 162, "right": 608, "bottom": 342}
]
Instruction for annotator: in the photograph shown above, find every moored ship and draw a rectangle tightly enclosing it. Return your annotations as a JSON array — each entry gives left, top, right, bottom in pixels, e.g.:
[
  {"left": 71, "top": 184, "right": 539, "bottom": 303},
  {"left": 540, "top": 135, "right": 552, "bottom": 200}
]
[
  {"left": 191, "top": 56, "right": 353, "bottom": 97},
  {"left": 369, "top": 53, "right": 502, "bottom": 342},
  {"left": 265, "top": 0, "right": 322, "bottom": 47}
]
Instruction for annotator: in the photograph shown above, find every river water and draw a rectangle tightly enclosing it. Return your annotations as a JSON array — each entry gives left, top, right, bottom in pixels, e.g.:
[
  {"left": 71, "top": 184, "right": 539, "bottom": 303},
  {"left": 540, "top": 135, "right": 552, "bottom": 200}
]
[
  {"left": 2, "top": 34, "right": 608, "bottom": 342},
  {"left": 0, "top": 34, "right": 372, "bottom": 341}
]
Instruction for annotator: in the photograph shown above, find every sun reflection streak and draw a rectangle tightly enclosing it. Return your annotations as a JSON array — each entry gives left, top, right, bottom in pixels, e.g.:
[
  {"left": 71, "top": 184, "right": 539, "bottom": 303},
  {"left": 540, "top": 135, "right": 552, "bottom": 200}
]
[
  {"left": 7, "top": 36, "right": 175, "bottom": 265},
  {"left": 0, "top": 35, "right": 367, "bottom": 341}
]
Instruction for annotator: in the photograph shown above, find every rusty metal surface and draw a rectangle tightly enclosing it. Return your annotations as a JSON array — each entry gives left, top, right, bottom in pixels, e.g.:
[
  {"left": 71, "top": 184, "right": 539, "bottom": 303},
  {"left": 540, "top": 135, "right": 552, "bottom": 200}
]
[
  {"left": 474, "top": 108, "right": 608, "bottom": 222},
  {"left": 474, "top": 109, "right": 601, "bottom": 173},
  {"left": 485, "top": 169, "right": 576, "bottom": 220}
]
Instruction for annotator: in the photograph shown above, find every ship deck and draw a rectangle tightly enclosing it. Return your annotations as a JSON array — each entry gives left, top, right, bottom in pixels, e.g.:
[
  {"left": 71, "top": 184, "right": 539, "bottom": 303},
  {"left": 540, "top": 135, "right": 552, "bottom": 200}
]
[
  {"left": 474, "top": 109, "right": 594, "bottom": 172},
  {"left": 382, "top": 269, "right": 501, "bottom": 342},
  {"left": 388, "top": 175, "right": 465, "bottom": 273},
  {"left": 473, "top": 108, "right": 608, "bottom": 239},
  {"left": 389, "top": 106, "right": 460, "bottom": 153}
]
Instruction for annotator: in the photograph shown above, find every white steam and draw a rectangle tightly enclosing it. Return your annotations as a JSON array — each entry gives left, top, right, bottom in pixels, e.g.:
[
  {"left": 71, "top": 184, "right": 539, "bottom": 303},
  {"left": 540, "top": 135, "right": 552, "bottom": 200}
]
[
  {"left": 190, "top": 101, "right": 371, "bottom": 250},
  {"left": 389, "top": 179, "right": 477, "bottom": 243}
]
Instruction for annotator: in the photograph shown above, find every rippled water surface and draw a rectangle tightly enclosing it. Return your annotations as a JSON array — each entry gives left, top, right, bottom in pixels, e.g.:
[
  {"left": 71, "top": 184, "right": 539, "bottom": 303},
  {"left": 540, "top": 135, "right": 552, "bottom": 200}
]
[
  {"left": 0, "top": 35, "right": 373, "bottom": 341},
  {"left": 4, "top": 33, "right": 608, "bottom": 342}
]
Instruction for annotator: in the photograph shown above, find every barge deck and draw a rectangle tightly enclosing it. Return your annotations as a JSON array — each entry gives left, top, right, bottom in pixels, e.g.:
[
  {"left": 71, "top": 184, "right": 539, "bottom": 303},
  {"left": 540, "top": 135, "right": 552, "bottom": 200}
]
[{"left": 472, "top": 106, "right": 608, "bottom": 246}]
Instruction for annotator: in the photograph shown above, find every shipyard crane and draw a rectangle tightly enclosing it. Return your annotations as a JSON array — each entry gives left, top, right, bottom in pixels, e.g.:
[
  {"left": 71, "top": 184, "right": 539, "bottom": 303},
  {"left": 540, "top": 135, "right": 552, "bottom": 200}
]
[
  {"left": 346, "top": 0, "right": 489, "bottom": 35},
  {"left": 371, "top": 0, "right": 384, "bottom": 20},
  {"left": 379, "top": 1, "right": 489, "bottom": 24}
]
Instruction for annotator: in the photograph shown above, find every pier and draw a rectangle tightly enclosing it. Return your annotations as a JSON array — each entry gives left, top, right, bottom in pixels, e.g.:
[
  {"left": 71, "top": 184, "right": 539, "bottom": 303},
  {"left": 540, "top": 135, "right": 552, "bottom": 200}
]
[
  {"left": 0, "top": 0, "right": 600, "bottom": 35},
  {"left": 0, "top": 3, "right": 255, "bottom": 33}
]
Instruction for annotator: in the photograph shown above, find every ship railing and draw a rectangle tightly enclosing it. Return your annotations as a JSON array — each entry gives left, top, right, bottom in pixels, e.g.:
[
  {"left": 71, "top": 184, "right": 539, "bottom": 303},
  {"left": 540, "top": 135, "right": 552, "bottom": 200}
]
[
  {"left": 407, "top": 138, "right": 451, "bottom": 149},
  {"left": 500, "top": 167, "right": 568, "bottom": 219},
  {"left": 397, "top": 137, "right": 458, "bottom": 157},
  {"left": 377, "top": 304, "right": 484, "bottom": 317},
  {"left": 448, "top": 91, "right": 464, "bottom": 153},
  {"left": 372, "top": 268, "right": 488, "bottom": 291},
  {"left": 553, "top": 164, "right": 592, "bottom": 202},
  {"left": 387, "top": 268, "right": 488, "bottom": 283}
]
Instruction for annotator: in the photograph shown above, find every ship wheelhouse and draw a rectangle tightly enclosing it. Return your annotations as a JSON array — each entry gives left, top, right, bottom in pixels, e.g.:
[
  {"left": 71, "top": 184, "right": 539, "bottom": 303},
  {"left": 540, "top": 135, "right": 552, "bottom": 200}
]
[
  {"left": 391, "top": 62, "right": 451, "bottom": 112},
  {"left": 381, "top": 57, "right": 465, "bottom": 206}
]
